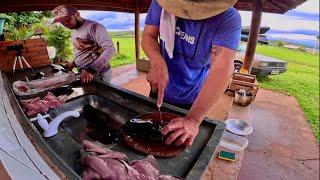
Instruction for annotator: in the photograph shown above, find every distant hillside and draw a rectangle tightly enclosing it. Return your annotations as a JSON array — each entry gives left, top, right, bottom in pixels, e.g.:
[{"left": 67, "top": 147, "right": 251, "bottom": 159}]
[
  {"left": 110, "top": 31, "right": 141, "bottom": 38},
  {"left": 266, "top": 35, "right": 319, "bottom": 49},
  {"left": 110, "top": 31, "right": 319, "bottom": 50}
]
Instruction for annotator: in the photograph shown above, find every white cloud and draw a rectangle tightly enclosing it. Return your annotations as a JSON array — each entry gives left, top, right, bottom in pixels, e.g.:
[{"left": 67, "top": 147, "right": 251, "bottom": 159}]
[
  {"left": 78, "top": 10, "right": 95, "bottom": 18},
  {"left": 294, "top": 0, "right": 319, "bottom": 13},
  {"left": 240, "top": 0, "right": 319, "bottom": 47},
  {"left": 239, "top": 11, "right": 319, "bottom": 32},
  {"left": 268, "top": 33, "right": 317, "bottom": 41},
  {"left": 79, "top": 10, "right": 147, "bottom": 31},
  {"left": 239, "top": 0, "right": 319, "bottom": 32},
  {"left": 79, "top": 1, "right": 319, "bottom": 36}
]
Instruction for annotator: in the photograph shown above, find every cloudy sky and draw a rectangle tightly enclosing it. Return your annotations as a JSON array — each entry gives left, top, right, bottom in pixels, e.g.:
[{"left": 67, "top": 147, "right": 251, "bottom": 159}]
[{"left": 80, "top": 0, "right": 319, "bottom": 47}]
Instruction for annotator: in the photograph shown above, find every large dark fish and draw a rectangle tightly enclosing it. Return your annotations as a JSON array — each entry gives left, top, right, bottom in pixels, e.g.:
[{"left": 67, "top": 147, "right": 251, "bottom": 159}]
[
  {"left": 83, "top": 104, "right": 122, "bottom": 144},
  {"left": 51, "top": 85, "right": 74, "bottom": 96},
  {"left": 32, "top": 72, "right": 45, "bottom": 80},
  {"left": 121, "top": 118, "right": 169, "bottom": 142}
]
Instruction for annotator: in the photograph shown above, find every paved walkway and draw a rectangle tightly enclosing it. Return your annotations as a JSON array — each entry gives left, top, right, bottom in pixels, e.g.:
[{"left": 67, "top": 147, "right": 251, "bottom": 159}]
[{"left": 238, "top": 89, "right": 319, "bottom": 180}]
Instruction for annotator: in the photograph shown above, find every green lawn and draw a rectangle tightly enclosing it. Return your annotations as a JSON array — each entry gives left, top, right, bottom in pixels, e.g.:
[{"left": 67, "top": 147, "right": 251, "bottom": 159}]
[
  {"left": 109, "top": 38, "right": 146, "bottom": 68},
  {"left": 255, "top": 45, "right": 319, "bottom": 140}
]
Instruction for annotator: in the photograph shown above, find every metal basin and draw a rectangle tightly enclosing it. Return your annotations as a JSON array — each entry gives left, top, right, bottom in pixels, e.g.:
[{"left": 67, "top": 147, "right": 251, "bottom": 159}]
[
  {"left": 225, "top": 119, "right": 253, "bottom": 136},
  {"left": 234, "top": 90, "right": 253, "bottom": 106}
]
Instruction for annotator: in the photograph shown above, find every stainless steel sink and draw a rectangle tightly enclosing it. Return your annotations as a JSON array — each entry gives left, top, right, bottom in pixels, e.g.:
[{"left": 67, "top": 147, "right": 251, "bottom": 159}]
[
  {"left": 5, "top": 66, "right": 225, "bottom": 180},
  {"left": 36, "top": 90, "right": 224, "bottom": 179}
]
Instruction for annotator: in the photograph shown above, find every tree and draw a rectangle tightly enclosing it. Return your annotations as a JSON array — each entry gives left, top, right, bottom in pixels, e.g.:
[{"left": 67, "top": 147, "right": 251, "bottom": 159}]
[
  {"left": 46, "top": 25, "right": 73, "bottom": 63},
  {"left": 3, "top": 11, "right": 52, "bottom": 28},
  {"left": 275, "top": 41, "right": 284, "bottom": 47},
  {"left": 298, "top": 45, "right": 306, "bottom": 52},
  {"left": 1, "top": 11, "right": 53, "bottom": 41},
  {"left": 27, "top": 18, "right": 73, "bottom": 63},
  {"left": 4, "top": 26, "right": 35, "bottom": 40},
  {"left": 1, "top": 11, "right": 73, "bottom": 62}
]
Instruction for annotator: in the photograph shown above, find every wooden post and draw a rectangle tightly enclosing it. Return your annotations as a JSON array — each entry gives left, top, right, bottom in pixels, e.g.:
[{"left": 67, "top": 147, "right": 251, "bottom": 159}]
[
  {"left": 243, "top": 0, "right": 263, "bottom": 72},
  {"left": 134, "top": 0, "right": 141, "bottom": 62},
  {"left": 117, "top": 42, "right": 120, "bottom": 54}
]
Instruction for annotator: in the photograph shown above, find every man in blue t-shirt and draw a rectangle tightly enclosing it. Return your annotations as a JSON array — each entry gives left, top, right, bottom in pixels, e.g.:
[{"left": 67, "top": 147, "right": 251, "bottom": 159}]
[{"left": 142, "top": 0, "right": 241, "bottom": 147}]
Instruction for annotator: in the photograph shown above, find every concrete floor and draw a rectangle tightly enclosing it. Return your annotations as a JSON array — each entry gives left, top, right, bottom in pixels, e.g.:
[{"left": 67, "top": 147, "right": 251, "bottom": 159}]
[
  {"left": 237, "top": 89, "right": 319, "bottom": 180},
  {"left": 112, "top": 64, "right": 149, "bottom": 96},
  {"left": 112, "top": 65, "right": 320, "bottom": 180}
]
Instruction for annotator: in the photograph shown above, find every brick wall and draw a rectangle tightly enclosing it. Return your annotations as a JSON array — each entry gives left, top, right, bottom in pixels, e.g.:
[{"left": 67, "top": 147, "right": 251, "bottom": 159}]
[{"left": 0, "top": 38, "right": 51, "bottom": 72}]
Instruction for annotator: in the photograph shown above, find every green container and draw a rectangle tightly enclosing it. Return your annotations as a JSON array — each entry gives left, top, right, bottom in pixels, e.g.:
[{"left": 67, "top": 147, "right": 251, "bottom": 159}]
[{"left": 0, "top": 17, "right": 8, "bottom": 35}]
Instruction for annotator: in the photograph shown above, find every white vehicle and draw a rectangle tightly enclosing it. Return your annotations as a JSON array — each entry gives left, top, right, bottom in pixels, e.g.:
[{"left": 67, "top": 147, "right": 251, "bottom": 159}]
[{"left": 234, "top": 42, "right": 288, "bottom": 76}]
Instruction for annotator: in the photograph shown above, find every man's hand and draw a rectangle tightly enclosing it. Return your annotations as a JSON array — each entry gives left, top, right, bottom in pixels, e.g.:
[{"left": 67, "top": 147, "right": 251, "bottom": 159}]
[
  {"left": 65, "top": 62, "right": 75, "bottom": 71},
  {"left": 142, "top": 24, "right": 169, "bottom": 108},
  {"left": 146, "top": 61, "right": 169, "bottom": 107},
  {"left": 161, "top": 116, "right": 201, "bottom": 146},
  {"left": 80, "top": 70, "right": 94, "bottom": 84}
]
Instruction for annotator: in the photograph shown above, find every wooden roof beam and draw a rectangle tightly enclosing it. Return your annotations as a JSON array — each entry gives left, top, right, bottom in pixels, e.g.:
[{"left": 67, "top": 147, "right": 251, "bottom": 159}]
[
  {"left": 235, "top": 1, "right": 283, "bottom": 13},
  {"left": 0, "top": 6, "right": 136, "bottom": 13},
  {"left": 0, "top": 0, "right": 137, "bottom": 13},
  {"left": 266, "top": 0, "right": 288, "bottom": 11},
  {"left": 264, "top": 0, "right": 285, "bottom": 13}
]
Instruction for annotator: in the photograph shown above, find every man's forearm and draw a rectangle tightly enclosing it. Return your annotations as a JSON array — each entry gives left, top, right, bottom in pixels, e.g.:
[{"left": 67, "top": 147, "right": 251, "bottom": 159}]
[
  {"left": 90, "top": 24, "right": 116, "bottom": 73},
  {"left": 141, "top": 32, "right": 165, "bottom": 67},
  {"left": 186, "top": 48, "right": 235, "bottom": 123},
  {"left": 90, "top": 47, "right": 116, "bottom": 73}
]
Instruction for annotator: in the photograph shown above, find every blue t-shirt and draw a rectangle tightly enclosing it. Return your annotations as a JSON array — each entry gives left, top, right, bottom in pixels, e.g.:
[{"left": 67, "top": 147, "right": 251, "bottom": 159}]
[{"left": 145, "top": 0, "right": 241, "bottom": 104}]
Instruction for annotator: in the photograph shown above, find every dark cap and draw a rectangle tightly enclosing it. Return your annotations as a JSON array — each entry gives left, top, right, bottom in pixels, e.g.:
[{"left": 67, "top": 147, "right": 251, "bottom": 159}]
[{"left": 52, "top": 5, "right": 78, "bottom": 24}]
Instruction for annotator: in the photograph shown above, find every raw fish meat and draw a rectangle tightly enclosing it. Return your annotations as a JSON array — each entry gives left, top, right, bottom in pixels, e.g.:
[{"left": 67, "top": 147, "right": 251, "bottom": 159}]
[
  {"left": 79, "top": 140, "right": 181, "bottom": 180},
  {"left": 21, "top": 92, "right": 67, "bottom": 116},
  {"left": 13, "top": 72, "right": 78, "bottom": 96}
]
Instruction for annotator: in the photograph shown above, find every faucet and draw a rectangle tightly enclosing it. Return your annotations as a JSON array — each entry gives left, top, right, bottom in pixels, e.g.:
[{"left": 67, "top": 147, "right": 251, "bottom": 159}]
[{"left": 30, "top": 111, "right": 80, "bottom": 138}]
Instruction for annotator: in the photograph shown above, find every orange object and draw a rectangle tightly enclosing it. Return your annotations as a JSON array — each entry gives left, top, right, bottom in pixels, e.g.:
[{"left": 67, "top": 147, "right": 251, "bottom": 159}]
[{"left": 239, "top": 68, "right": 248, "bottom": 74}]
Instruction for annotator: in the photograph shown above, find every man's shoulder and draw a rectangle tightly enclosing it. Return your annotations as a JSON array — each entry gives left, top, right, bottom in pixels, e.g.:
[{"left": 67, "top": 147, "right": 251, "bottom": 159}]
[
  {"left": 203, "top": 7, "right": 241, "bottom": 30},
  {"left": 225, "top": 7, "right": 240, "bottom": 20},
  {"left": 225, "top": 7, "right": 240, "bottom": 15},
  {"left": 79, "top": 20, "right": 106, "bottom": 33},
  {"left": 85, "top": 19, "right": 104, "bottom": 27},
  {"left": 207, "top": 7, "right": 240, "bottom": 21}
]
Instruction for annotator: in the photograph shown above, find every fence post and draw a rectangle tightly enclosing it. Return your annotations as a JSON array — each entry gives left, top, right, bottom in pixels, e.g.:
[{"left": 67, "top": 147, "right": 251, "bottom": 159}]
[{"left": 117, "top": 42, "right": 120, "bottom": 54}]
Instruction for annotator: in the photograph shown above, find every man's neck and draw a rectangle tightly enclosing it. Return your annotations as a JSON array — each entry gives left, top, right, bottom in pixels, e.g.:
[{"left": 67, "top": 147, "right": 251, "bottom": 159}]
[{"left": 75, "top": 18, "right": 86, "bottom": 29}]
